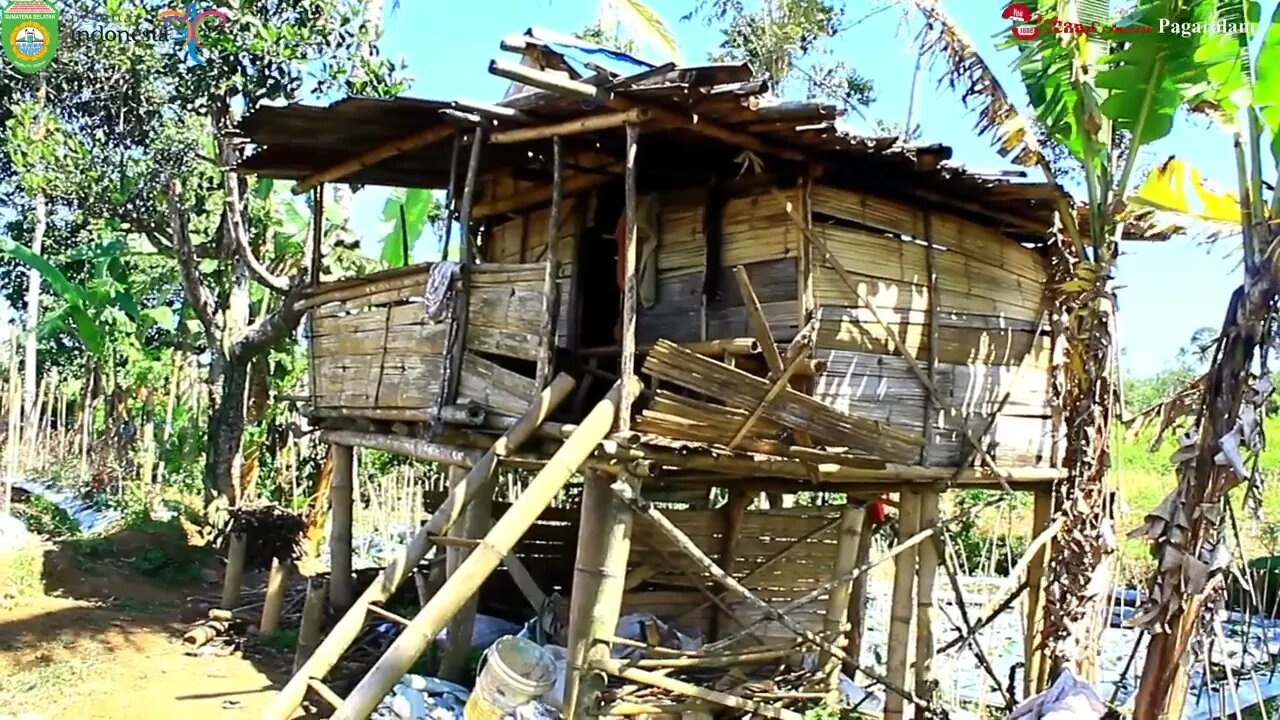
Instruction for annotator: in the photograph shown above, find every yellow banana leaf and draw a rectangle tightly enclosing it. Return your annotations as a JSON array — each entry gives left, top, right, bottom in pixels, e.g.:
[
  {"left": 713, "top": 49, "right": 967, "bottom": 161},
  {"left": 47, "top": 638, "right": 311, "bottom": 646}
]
[{"left": 1129, "top": 157, "right": 1245, "bottom": 225}]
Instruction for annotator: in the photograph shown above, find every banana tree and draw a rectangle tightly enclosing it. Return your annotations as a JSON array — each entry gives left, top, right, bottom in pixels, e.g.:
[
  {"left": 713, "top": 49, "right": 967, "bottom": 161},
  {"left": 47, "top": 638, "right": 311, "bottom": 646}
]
[{"left": 905, "top": 0, "right": 1271, "bottom": 696}]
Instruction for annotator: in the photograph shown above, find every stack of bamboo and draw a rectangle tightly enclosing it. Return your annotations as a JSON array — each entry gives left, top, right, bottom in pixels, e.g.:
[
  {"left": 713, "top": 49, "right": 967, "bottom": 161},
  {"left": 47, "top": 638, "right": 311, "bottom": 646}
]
[{"left": 641, "top": 339, "right": 924, "bottom": 464}]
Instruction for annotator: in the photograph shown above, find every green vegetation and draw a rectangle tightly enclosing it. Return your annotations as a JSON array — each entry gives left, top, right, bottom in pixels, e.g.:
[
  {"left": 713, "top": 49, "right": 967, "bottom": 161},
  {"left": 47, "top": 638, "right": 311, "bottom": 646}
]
[
  {"left": 11, "top": 492, "right": 77, "bottom": 539},
  {"left": 0, "top": 535, "right": 43, "bottom": 602}
]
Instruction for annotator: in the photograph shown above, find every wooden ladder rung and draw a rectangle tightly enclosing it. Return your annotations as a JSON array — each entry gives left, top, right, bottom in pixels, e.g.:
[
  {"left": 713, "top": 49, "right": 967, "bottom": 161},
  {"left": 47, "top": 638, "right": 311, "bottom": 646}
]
[
  {"left": 307, "top": 678, "right": 345, "bottom": 709},
  {"left": 367, "top": 604, "right": 412, "bottom": 626}
]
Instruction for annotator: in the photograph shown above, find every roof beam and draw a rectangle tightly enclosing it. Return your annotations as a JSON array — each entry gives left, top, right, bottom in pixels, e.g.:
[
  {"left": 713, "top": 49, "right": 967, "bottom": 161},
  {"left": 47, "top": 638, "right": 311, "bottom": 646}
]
[
  {"left": 291, "top": 124, "right": 456, "bottom": 195},
  {"left": 490, "top": 109, "right": 649, "bottom": 145}
]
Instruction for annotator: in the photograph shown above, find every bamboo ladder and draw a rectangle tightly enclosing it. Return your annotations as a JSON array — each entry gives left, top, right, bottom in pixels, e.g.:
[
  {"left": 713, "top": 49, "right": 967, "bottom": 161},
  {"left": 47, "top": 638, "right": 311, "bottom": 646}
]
[{"left": 263, "top": 376, "right": 637, "bottom": 719}]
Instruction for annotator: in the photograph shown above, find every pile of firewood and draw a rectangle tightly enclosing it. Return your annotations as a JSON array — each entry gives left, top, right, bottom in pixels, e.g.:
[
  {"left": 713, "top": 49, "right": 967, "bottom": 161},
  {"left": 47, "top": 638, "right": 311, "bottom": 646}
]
[{"left": 229, "top": 504, "right": 305, "bottom": 570}]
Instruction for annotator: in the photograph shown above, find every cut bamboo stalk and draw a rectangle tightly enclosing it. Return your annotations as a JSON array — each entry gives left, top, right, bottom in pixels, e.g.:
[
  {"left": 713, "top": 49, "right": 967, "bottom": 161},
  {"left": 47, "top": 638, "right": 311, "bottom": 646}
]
[
  {"left": 1024, "top": 489, "right": 1054, "bottom": 697},
  {"left": 293, "top": 577, "right": 328, "bottom": 673},
  {"left": 631, "top": 645, "right": 801, "bottom": 669},
  {"left": 440, "top": 465, "right": 491, "bottom": 682},
  {"left": 914, "top": 491, "right": 940, "bottom": 710},
  {"left": 329, "top": 444, "right": 355, "bottom": 610},
  {"left": 260, "top": 558, "right": 291, "bottom": 635},
  {"left": 619, "top": 122, "right": 640, "bottom": 432},
  {"left": 589, "top": 658, "right": 802, "bottom": 720},
  {"left": 820, "top": 502, "right": 866, "bottom": 700},
  {"left": 331, "top": 381, "right": 633, "bottom": 720},
  {"left": 293, "top": 125, "right": 454, "bottom": 194},
  {"left": 490, "top": 109, "right": 649, "bottom": 144},
  {"left": 367, "top": 604, "right": 411, "bottom": 626},
  {"left": 220, "top": 532, "right": 248, "bottom": 610},
  {"left": 566, "top": 470, "right": 639, "bottom": 719},
  {"left": 845, "top": 509, "right": 875, "bottom": 674},
  {"left": 885, "top": 492, "right": 921, "bottom": 720},
  {"left": 265, "top": 376, "right": 575, "bottom": 720},
  {"left": 735, "top": 265, "right": 785, "bottom": 377}
]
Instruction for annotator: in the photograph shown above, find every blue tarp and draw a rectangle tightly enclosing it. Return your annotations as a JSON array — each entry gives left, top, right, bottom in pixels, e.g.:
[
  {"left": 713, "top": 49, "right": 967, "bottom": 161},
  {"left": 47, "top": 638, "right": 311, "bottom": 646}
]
[{"left": 525, "top": 27, "right": 655, "bottom": 79}]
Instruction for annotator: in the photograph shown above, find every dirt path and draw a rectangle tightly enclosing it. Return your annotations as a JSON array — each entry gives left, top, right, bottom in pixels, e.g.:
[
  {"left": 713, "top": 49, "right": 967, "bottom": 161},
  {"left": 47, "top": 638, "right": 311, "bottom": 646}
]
[{"left": 0, "top": 542, "right": 292, "bottom": 720}]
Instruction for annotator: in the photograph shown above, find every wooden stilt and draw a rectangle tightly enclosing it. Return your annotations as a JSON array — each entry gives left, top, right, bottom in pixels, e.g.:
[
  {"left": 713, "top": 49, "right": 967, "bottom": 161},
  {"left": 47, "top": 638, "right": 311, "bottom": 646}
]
[
  {"left": 820, "top": 502, "right": 867, "bottom": 701},
  {"left": 439, "top": 465, "right": 492, "bottom": 681},
  {"left": 329, "top": 444, "right": 355, "bottom": 610},
  {"left": 564, "top": 471, "right": 608, "bottom": 717},
  {"left": 844, "top": 510, "right": 874, "bottom": 671},
  {"left": 328, "top": 381, "right": 634, "bottom": 720},
  {"left": 264, "top": 375, "right": 576, "bottom": 720},
  {"left": 885, "top": 492, "right": 920, "bottom": 720},
  {"left": 713, "top": 490, "right": 751, "bottom": 641},
  {"left": 566, "top": 470, "right": 639, "bottom": 719},
  {"left": 914, "top": 492, "right": 940, "bottom": 713},
  {"left": 260, "top": 557, "right": 292, "bottom": 635},
  {"left": 1024, "top": 489, "right": 1054, "bottom": 697},
  {"left": 220, "top": 532, "right": 248, "bottom": 610},
  {"left": 294, "top": 577, "right": 328, "bottom": 673},
  {"left": 618, "top": 123, "right": 639, "bottom": 432}
]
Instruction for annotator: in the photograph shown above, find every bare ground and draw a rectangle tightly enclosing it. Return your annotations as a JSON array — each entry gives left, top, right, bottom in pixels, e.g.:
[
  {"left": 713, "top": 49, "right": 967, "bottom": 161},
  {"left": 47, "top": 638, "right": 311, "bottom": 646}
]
[{"left": 0, "top": 538, "right": 292, "bottom": 719}]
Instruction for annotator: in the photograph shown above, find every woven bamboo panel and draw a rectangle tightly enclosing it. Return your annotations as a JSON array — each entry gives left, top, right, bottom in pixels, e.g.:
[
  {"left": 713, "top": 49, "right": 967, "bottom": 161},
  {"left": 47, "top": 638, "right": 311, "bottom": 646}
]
[
  {"left": 811, "top": 225, "right": 1043, "bottom": 319},
  {"left": 487, "top": 197, "right": 584, "bottom": 265},
  {"left": 656, "top": 189, "right": 802, "bottom": 273},
  {"left": 814, "top": 306, "right": 1052, "bottom": 368},
  {"left": 637, "top": 259, "right": 799, "bottom": 343},
  {"left": 311, "top": 306, "right": 449, "bottom": 358},
  {"left": 312, "top": 354, "right": 442, "bottom": 409},
  {"left": 810, "top": 184, "right": 1048, "bottom": 283}
]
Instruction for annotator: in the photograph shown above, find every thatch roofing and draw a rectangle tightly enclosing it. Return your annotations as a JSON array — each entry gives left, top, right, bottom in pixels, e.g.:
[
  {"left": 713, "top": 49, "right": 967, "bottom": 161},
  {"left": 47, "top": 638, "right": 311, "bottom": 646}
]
[{"left": 236, "top": 28, "right": 1070, "bottom": 242}]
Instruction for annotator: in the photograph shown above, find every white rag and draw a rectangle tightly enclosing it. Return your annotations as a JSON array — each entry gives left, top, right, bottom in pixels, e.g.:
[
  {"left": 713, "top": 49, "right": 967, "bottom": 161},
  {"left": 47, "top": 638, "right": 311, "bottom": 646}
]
[{"left": 424, "top": 261, "right": 460, "bottom": 322}]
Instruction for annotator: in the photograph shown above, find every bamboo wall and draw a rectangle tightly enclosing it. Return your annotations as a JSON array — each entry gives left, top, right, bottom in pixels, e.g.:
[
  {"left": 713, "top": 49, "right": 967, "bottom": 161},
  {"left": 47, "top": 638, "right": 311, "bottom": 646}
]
[
  {"left": 484, "top": 196, "right": 581, "bottom": 348},
  {"left": 808, "top": 185, "right": 1061, "bottom": 467},
  {"left": 308, "top": 262, "right": 550, "bottom": 419}
]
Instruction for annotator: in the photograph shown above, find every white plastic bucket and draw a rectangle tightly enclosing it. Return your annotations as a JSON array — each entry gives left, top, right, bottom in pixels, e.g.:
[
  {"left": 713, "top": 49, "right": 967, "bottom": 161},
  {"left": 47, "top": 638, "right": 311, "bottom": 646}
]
[{"left": 464, "top": 635, "right": 557, "bottom": 720}]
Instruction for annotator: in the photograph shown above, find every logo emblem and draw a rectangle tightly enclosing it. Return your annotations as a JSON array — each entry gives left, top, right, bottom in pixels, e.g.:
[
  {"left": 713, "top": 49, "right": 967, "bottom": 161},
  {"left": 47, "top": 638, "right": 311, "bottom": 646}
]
[
  {"left": 2, "top": 0, "right": 59, "bottom": 74},
  {"left": 1003, "top": 3, "right": 1041, "bottom": 41},
  {"left": 159, "top": 2, "right": 228, "bottom": 64}
]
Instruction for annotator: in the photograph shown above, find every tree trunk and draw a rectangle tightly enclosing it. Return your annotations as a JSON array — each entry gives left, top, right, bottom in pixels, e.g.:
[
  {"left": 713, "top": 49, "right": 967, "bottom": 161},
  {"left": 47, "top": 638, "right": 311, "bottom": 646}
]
[
  {"left": 154, "top": 352, "right": 182, "bottom": 487},
  {"left": 204, "top": 356, "right": 249, "bottom": 508},
  {"left": 22, "top": 189, "right": 45, "bottom": 445},
  {"left": 138, "top": 387, "right": 156, "bottom": 488}
]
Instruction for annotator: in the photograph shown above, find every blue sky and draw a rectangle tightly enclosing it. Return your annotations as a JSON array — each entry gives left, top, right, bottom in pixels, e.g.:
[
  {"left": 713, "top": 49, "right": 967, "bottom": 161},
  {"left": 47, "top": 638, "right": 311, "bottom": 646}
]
[{"left": 348, "top": 0, "right": 1262, "bottom": 379}]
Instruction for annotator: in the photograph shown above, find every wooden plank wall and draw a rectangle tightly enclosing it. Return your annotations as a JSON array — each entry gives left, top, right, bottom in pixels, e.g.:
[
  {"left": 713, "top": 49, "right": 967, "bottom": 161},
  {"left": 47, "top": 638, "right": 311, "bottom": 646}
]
[
  {"left": 309, "top": 262, "right": 543, "bottom": 418},
  {"left": 485, "top": 196, "right": 583, "bottom": 348},
  {"left": 637, "top": 188, "right": 802, "bottom": 343},
  {"left": 808, "top": 185, "right": 1061, "bottom": 467}
]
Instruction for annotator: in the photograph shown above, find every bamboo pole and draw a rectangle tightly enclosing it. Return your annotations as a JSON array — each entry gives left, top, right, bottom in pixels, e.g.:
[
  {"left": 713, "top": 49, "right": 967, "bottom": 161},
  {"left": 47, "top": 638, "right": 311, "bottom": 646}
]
[
  {"left": 534, "top": 258, "right": 559, "bottom": 390},
  {"left": 820, "top": 502, "right": 866, "bottom": 700},
  {"left": 294, "top": 577, "right": 328, "bottom": 673},
  {"left": 329, "top": 444, "right": 355, "bottom": 610},
  {"left": 443, "top": 127, "right": 485, "bottom": 407},
  {"left": 914, "top": 491, "right": 940, "bottom": 711},
  {"left": 845, "top": 510, "right": 875, "bottom": 675},
  {"left": 265, "top": 376, "right": 577, "bottom": 720},
  {"left": 331, "top": 381, "right": 632, "bottom": 720},
  {"left": 618, "top": 123, "right": 640, "bottom": 433},
  {"left": 473, "top": 161, "right": 624, "bottom": 218},
  {"left": 713, "top": 490, "right": 751, "bottom": 640},
  {"left": 490, "top": 109, "right": 649, "bottom": 144},
  {"left": 1024, "top": 489, "right": 1054, "bottom": 696},
  {"left": 440, "top": 465, "right": 492, "bottom": 681},
  {"left": 579, "top": 338, "right": 762, "bottom": 357},
  {"left": 317, "top": 430, "right": 481, "bottom": 467},
  {"left": 885, "top": 492, "right": 920, "bottom": 720},
  {"left": 727, "top": 345, "right": 811, "bottom": 449},
  {"left": 735, "top": 265, "right": 785, "bottom": 377},
  {"left": 565, "top": 470, "right": 639, "bottom": 719},
  {"left": 260, "top": 558, "right": 292, "bottom": 635},
  {"left": 589, "top": 658, "right": 803, "bottom": 720},
  {"left": 294, "top": 125, "right": 455, "bottom": 194},
  {"left": 221, "top": 532, "right": 248, "bottom": 610}
]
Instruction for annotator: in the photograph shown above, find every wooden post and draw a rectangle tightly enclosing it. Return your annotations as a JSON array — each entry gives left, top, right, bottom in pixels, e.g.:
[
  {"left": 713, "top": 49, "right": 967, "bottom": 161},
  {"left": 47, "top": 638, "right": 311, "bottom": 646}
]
[
  {"left": 618, "top": 123, "right": 639, "bottom": 432},
  {"left": 1024, "top": 489, "right": 1054, "bottom": 696},
  {"left": 440, "top": 465, "right": 492, "bottom": 681},
  {"left": 440, "top": 135, "right": 462, "bottom": 261},
  {"left": 565, "top": 470, "right": 639, "bottom": 719},
  {"left": 330, "top": 381, "right": 634, "bottom": 720},
  {"left": 260, "top": 557, "right": 292, "bottom": 635},
  {"left": 534, "top": 258, "right": 560, "bottom": 390},
  {"left": 294, "top": 576, "right": 328, "bottom": 673},
  {"left": 265, "top": 375, "right": 576, "bottom": 720},
  {"left": 443, "top": 127, "right": 485, "bottom": 407},
  {"left": 844, "top": 510, "right": 874, "bottom": 675},
  {"left": 329, "top": 444, "right": 355, "bottom": 610},
  {"left": 914, "top": 491, "right": 940, "bottom": 713},
  {"left": 221, "top": 532, "right": 248, "bottom": 610},
  {"left": 820, "top": 502, "right": 867, "bottom": 701},
  {"left": 3, "top": 333, "right": 19, "bottom": 511},
  {"left": 885, "top": 492, "right": 920, "bottom": 720},
  {"left": 921, "top": 211, "right": 939, "bottom": 467}
]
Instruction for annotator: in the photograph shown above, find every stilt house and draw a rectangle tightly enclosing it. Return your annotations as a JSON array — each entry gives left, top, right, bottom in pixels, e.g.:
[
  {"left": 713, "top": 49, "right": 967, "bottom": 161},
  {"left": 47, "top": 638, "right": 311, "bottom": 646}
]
[{"left": 240, "top": 29, "right": 1072, "bottom": 720}]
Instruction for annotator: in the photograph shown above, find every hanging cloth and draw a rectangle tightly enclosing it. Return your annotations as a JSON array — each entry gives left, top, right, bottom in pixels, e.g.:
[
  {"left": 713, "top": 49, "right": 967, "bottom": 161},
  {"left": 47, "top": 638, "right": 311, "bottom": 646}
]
[{"left": 424, "top": 260, "right": 460, "bottom": 322}]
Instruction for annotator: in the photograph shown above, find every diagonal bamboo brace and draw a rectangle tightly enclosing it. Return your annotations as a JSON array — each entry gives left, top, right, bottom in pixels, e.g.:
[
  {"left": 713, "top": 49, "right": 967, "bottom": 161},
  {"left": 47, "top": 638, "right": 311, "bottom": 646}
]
[
  {"left": 332, "top": 380, "right": 635, "bottom": 720},
  {"left": 264, "top": 373, "right": 576, "bottom": 720}
]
